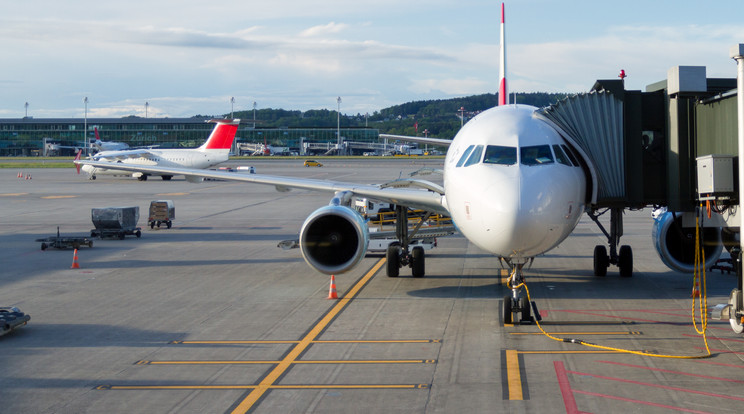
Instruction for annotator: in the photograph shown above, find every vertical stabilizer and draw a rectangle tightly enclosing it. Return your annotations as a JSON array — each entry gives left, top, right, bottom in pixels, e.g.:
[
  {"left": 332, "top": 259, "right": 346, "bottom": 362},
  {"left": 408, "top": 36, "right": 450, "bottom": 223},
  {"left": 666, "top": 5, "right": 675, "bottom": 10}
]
[
  {"left": 198, "top": 119, "right": 240, "bottom": 151},
  {"left": 498, "top": 2, "right": 508, "bottom": 106}
]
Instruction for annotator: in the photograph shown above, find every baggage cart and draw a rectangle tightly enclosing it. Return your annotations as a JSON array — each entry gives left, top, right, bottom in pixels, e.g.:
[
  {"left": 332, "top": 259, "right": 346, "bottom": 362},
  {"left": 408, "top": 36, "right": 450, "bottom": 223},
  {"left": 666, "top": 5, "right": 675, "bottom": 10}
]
[
  {"left": 148, "top": 200, "right": 175, "bottom": 229},
  {"left": 35, "top": 227, "right": 94, "bottom": 250},
  {"left": 0, "top": 307, "right": 30, "bottom": 337},
  {"left": 90, "top": 206, "right": 141, "bottom": 239}
]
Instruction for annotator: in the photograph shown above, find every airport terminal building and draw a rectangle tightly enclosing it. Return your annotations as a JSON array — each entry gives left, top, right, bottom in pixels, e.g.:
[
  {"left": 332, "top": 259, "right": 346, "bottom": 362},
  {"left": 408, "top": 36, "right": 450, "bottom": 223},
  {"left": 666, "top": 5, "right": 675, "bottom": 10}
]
[{"left": 0, "top": 117, "right": 380, "bottom": 156}]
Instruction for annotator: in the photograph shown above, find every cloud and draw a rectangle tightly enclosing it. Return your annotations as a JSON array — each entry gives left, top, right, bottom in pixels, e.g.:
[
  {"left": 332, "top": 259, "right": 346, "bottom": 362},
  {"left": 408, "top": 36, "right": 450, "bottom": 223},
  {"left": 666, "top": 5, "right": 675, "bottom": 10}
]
[{"left": 300, "top": 22, "right": 349, "bottom": 37}]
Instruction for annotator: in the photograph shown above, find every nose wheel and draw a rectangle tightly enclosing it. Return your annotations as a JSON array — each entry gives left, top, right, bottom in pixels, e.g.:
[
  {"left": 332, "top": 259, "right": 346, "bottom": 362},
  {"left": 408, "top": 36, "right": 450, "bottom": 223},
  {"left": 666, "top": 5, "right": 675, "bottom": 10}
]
[{"left": 502, "top": 263, "right": 539, "bottom": 325}]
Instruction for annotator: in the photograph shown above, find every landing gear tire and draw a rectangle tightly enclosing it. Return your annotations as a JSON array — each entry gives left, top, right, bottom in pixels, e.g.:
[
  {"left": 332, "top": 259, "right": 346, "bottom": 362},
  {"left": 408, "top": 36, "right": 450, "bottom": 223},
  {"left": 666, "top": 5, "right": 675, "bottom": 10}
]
[
  {"left": 593, "top": 245, "right": 609, "bottom": 277},
  {"left": 503, "top": 295, "right": 513, "bottom": 325},
  {"left": 519, "top": 297, "right": 532, "bottom": 322},
  {"left": 411, "top": 246, "right": 425, "bottom": 278},
  {"left": 619, "top": 245, "right": 633, "bottom": 278},
  {"left": 729, "top": 290, "right": 744, "bottom": 334},
  {"left": 386, "top": 244, "right": 400, "bottom": 278}
]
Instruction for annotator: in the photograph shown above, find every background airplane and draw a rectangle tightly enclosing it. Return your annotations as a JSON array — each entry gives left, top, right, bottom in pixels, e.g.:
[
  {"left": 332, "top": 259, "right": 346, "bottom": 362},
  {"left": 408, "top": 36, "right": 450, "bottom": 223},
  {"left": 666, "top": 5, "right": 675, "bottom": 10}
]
[
  {"left": 90, "top": 127, "right": 130, "bottom": 152},
  {"left": 78, "top": 119, "right": 239, "bottom": 181}
]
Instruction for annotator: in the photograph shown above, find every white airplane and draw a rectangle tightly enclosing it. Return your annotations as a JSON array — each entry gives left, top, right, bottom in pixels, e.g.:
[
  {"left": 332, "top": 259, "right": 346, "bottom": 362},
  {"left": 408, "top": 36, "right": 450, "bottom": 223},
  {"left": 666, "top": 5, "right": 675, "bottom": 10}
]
[
  {"left": 78, "top": 119, "right": 240, "bottom": 181},
  {"left": 90, "top": 127, "right": 130, "bottom": 152},
  {"left": 75, "top": 4, "right": 704, "bottom": 324}
]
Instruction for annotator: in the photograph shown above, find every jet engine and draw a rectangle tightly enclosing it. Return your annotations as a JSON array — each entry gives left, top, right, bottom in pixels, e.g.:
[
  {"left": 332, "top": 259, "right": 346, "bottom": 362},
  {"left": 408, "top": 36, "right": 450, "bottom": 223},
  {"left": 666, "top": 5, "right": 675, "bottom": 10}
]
[
  {"left": 652, "top": 211, "right": 722, "bottom": 273},
  {"left": 299, "top": 205, "right": 369, "bottom": 275}
]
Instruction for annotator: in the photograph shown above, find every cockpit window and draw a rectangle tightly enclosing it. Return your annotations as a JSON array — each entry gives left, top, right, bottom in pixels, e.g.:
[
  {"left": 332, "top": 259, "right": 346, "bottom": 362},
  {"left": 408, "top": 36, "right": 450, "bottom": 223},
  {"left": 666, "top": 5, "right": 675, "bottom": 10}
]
[
  {"left": 463, "top": 145, "right": 484, "bottom": 167},
  {"left": 456, "top": 145, "right": 475, "bottom": 167},
  {"left": 483, "top": 145, "right": 517, "bottom": 165},
  {"left": 520, "top": 145, "right": 554, "bottom": 166},
  {"left": 561, "top": 144, "right": 581, "bottom": 167},
  {"left": 552, "top": 145, "right": 571, "bottom": 166}
]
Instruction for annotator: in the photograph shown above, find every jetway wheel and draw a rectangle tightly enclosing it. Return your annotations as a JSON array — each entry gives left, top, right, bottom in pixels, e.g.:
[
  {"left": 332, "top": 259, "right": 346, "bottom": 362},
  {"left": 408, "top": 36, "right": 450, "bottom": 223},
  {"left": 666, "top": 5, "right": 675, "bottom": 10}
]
[{"left": 593, "top": 245, "right": 609, "bottom": 277}]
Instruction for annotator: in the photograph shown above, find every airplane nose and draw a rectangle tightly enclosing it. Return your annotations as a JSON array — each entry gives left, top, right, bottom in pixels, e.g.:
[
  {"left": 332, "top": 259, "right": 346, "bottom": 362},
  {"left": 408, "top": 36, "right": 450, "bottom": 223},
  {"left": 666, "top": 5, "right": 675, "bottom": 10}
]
[{"left": 481, "top": 167, "right": 557, "bottom": 257}]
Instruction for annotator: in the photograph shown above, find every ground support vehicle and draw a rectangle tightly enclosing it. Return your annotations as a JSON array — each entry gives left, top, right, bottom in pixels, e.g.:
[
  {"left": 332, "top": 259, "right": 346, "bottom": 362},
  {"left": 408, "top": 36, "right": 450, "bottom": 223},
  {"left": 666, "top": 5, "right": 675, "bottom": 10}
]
[
  {"left": 0, "top": 307, "right": 30, "bottom": 337},
  {"left": 36, "top": 227, "right": 94, "bottom": 250},
  {"left": 90, "top": 206, "right": 142, "bottom": 239},
  {"left": 148, "top": 200, "right": 175, "bottom": 229}
]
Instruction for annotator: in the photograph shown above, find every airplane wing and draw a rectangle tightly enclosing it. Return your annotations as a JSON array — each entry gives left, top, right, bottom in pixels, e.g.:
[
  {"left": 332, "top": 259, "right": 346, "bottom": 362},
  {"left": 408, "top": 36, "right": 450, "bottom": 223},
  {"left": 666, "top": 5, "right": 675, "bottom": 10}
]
[
  {"left": 75, "top": 160, "right": 450, "bottom": 215},
  {"left": 90, "top": 149, "right": 154, "bottom": 161},
  {"left": 379, "top": 134, "right": 452, "bottom": 147}
]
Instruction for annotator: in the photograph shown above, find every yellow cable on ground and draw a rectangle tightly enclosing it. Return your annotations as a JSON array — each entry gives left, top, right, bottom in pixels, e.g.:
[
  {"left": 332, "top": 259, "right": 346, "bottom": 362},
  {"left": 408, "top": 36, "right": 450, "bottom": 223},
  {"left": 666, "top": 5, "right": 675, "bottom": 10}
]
[{"left": 510, "top": 208, "right": 712, "bottom": 360}]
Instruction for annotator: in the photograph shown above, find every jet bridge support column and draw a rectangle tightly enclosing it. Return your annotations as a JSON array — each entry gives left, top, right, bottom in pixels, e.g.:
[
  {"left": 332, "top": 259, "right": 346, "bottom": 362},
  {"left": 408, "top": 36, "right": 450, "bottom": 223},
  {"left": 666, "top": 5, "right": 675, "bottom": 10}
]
[{"left": 730, "top": 44, "right": 744, "bottom": 333}]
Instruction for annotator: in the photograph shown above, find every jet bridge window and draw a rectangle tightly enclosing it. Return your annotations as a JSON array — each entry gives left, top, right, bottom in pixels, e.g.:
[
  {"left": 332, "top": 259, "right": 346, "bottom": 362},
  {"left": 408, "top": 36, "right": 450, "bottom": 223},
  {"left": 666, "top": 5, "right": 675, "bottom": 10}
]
[
  {"left": 462, "top": 145, "right": 484, "bottom": 167},
  {"left": 483, "top": 145, "right": 517, "bottom": 165},
  {"left": 520, "top": 145, "right": 554, "bottom": 166}
]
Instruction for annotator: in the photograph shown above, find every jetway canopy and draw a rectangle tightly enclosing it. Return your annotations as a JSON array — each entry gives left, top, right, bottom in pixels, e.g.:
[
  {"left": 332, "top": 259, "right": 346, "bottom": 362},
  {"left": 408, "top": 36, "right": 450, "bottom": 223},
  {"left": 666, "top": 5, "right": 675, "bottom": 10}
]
[{"left": 537, "top": 91, "right": 625, "bottom": 205}]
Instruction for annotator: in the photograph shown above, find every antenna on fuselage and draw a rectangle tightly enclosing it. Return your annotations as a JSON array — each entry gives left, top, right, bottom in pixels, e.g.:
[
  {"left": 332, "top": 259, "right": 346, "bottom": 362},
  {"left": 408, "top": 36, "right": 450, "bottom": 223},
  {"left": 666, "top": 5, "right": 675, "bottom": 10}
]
[{"left": 498, "top": 2, "right": 508, "bottom": 106}]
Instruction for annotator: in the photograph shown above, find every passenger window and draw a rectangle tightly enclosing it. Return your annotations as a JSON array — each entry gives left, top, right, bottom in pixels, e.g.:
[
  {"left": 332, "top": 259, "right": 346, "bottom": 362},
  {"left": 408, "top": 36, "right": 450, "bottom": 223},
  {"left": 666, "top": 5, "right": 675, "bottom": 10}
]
[
  {"left": 456, "top": 145, "right": 475, "bottom": 167},
  {"left": 561, "top": 144, "right": 581, "bottom": 167},
  {"left": 484, "top": 145, "right": 517, "bottom": 165},
  {"left": 520, "top": 145, "right": 554, "bottom": 166},
  {"left": 463, "top": 145, "right": 484, "bottom": 167},
  {"left": 552, "top": 145, "right": 571, "bottom": 166}
]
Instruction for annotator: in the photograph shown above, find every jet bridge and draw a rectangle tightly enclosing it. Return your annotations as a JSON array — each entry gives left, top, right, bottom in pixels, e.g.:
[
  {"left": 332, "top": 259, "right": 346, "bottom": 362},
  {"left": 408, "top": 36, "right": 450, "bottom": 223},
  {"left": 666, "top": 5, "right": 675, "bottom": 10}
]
[{"left": 536, "top": 63, "right": 740, "bottom": 279}]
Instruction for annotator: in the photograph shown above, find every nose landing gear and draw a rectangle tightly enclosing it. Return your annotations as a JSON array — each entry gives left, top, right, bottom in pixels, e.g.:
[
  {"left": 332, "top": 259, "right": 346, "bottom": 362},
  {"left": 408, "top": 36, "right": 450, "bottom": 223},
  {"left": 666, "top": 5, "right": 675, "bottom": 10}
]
[{"left": 503, "top": 262, "right": 540, "bottom": 325}]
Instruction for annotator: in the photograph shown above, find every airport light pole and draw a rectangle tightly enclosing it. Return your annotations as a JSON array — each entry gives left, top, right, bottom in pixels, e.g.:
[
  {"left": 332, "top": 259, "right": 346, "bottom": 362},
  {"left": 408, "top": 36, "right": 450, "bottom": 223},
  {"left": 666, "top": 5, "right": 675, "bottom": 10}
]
[
  {"left": 459, "top": 106, "right": 465, "bottom": 127},
  {"left": 84, "top": 97, "right": 88, "bottom": 155},
  {"left": 337, "top": 96, "right": 342, "bottom": 152},
  {"left": 253, "top": 101, "right": 257, "bottom": 128},
  {"left": 145, "top": 101, "right": 149, "bottom": 118},
  {"left": 24, "top": 102, "right": 29, "bottom": 118},
  {"left": 230, "top": 97, "right": 235, "bottom": 119}
]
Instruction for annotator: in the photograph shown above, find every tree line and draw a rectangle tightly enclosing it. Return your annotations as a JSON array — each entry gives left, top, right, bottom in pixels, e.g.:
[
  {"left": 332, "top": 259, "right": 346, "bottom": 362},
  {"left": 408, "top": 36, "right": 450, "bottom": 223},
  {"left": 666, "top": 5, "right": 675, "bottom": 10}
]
[{"left": 227, "top": 92, "right": 570, "bottom": 139}]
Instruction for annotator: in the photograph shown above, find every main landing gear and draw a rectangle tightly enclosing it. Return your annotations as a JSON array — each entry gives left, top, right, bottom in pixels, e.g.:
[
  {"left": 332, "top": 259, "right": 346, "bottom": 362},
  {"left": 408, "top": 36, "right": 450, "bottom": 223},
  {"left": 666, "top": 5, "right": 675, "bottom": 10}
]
[
  {"left": 386, "top": 205, "right": 431, "bottom": 278},
  {"left": 589, "top": 207, "right": 633, "bottom": 277},
  {"left": 503, "top": 262, "right": 540, "bottom": 325}
]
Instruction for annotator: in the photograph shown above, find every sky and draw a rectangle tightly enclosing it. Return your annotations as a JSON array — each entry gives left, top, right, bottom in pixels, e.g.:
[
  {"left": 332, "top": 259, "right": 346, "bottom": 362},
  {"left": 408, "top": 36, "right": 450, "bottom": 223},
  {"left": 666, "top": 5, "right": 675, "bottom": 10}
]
[{"left": 2, "top": 0, "right": 743, "bottom": 119}]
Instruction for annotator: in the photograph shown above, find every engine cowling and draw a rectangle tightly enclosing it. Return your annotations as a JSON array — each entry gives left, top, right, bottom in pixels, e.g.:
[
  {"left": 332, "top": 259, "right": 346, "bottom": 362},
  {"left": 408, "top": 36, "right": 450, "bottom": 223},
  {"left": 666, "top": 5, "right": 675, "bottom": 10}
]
[
  {"left": 652, "top": 211, "right": 721, "bottom": 273},
  {"left": 299, "top": 205, "right": 369, "bottom": 275}
]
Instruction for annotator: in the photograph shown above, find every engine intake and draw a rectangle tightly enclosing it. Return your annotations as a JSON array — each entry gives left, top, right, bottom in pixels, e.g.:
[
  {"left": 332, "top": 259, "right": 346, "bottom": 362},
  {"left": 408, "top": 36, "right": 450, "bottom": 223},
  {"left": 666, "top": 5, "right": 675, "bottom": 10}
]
[
  {"left": 300, "top": 205, "right": 369, "bottom": 275},
  {"left": 652, "top": 211, "right": 721, "bottom": 273}
]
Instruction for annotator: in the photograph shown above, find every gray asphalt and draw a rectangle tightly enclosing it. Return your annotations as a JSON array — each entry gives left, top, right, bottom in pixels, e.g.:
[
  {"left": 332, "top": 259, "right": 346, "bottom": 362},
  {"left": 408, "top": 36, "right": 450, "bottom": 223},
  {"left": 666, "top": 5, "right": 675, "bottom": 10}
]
[{"left": 1, "top": 158, "right": 743, "bottom": 414}]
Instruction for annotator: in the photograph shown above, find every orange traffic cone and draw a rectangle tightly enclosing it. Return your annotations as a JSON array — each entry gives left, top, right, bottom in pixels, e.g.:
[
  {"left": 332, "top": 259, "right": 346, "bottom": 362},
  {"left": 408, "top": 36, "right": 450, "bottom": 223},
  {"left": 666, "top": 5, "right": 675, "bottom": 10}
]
[
  {"left": 71, "top": 249, "right": 80, "bottom": 269},
  {"left": 17, "top": 172, "right": 21, "bottom": 178},
  {"left": 327, "top": 275, "right": 338, "bottom": 299},
  {"left": 691, "top": 278, "right": 700, "bottom": 298}
]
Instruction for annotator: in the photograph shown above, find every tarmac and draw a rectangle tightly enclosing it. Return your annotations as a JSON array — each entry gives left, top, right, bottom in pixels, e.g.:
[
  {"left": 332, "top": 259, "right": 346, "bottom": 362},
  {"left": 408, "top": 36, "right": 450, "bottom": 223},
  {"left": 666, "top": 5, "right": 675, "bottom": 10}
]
[{"left": 1, "top": 158, "right": 743, "bottom": 413}]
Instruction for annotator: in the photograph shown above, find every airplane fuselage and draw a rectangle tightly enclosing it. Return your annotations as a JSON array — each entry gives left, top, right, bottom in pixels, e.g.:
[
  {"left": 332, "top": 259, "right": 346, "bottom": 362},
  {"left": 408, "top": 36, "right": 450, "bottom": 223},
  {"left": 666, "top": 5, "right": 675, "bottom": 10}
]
[
  {"left": 81, "top": 149, "right": 229, "bottom": 177},
  {"left": 443, "top": 105, "right": 586, "bottom": 263}
]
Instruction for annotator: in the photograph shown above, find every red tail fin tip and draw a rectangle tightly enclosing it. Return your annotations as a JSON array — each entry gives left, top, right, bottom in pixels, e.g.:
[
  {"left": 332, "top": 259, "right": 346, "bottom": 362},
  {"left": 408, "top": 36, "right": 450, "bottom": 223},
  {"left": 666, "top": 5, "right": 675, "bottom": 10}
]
[{"left": 498, "top": 2, "right": 508, "bottom": 106}]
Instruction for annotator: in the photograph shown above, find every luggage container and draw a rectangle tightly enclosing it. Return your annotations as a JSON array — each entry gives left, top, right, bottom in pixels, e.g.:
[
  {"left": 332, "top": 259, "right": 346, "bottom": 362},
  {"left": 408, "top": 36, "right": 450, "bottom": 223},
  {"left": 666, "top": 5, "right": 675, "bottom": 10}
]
[
  {"left": 148, "top": 200, "right": 175, "bottom": 229},
  {"left": 90, "top": 206, "right": 141, "bottom": 239}
]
